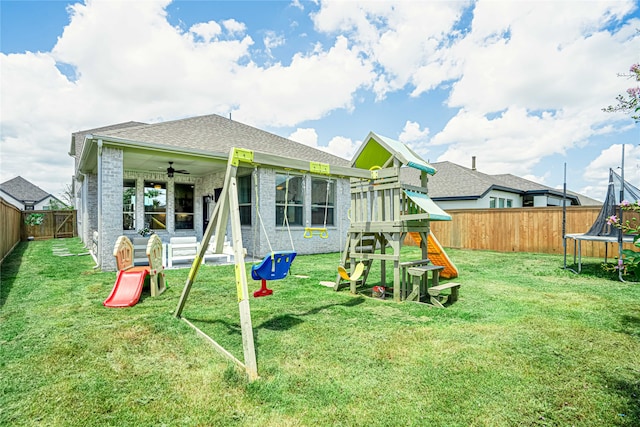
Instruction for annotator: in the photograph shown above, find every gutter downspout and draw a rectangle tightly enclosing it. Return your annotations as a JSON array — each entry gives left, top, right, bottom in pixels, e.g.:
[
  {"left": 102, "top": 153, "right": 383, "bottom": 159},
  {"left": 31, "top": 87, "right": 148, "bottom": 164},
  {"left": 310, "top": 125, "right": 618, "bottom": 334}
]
[{"left": 97, "top": 139, "right": 103, "bottom": 271}]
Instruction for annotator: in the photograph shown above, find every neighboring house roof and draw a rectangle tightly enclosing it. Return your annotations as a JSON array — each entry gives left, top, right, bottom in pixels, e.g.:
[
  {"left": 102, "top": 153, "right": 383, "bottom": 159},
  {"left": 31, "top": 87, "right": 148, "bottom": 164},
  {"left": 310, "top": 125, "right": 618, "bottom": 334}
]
[
  {"left": 81, "top": 114, "right": 349, "bottom": 168},
  {"left": 0, "top": 176, "right": 53, "bottom": 204},
  {"left": 402, "top": 161, "right": 600, "bottom": 206}
]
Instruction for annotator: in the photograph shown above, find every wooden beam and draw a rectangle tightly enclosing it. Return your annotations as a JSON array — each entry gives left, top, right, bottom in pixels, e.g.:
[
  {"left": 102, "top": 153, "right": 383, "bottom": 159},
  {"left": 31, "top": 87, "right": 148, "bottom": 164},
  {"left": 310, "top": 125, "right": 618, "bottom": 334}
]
[{"left": 244, "top": 150, "right": 372, "bottom": 179}]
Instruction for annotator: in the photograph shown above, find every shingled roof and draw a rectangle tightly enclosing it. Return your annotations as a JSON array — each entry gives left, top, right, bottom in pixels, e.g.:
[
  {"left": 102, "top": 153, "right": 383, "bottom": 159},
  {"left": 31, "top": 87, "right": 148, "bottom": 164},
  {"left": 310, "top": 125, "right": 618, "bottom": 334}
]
[
  {"left": 88, "top": 114, "right": 349, "bottom": 167},
  {"left": 402, "top": 161, "right": 601, "bottom": 206},
  {"left": 0, "top": 176, "right": 51, "bottom": 203},
  {"left": 70, "top": 121, "right": 147, "bottom": 160}
]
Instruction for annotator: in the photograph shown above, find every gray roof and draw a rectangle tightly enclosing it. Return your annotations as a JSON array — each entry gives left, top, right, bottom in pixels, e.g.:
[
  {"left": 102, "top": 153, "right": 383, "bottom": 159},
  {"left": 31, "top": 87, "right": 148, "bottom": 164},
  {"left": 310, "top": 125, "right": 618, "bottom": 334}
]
[
  {"left": 402, "top": 161, "right": 601, "bottom": 206},
  {"left": 89, "top": 114, "right": 349, "bottom": 167},
  {"left": 0, "top": 176, "right": 51, "bottom": 203},
  {"left": 71, "top": 121, "right": 147, "bottom": 159}
]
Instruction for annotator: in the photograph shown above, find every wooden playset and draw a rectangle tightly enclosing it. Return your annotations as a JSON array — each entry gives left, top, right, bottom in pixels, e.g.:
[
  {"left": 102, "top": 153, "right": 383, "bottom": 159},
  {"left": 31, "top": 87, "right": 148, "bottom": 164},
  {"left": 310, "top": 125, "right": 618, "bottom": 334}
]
[
  {"left": 174, "top": 133, "right": 460, "bottom": 381},
  {"left": 334, "top": 132, "right": 459, "bottom": 302}
]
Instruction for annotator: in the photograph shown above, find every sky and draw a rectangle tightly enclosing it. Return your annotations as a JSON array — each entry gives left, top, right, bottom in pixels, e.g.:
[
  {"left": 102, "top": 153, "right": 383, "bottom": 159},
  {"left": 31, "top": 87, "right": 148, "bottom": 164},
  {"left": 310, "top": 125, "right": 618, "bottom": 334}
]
[{"left": 1, "top": 0, "right": 639, "bottom": 203}]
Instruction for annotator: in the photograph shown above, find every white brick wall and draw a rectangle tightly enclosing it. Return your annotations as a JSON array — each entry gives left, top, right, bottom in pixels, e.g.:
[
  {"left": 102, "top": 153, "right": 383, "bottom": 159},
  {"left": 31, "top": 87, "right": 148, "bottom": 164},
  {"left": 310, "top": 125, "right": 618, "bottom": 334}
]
[
  {"left": 99, "top": 147, "right": 123, "bottom": 271},
  {"left": 88, "top": 155, "right": 351, "bottom": 271}
]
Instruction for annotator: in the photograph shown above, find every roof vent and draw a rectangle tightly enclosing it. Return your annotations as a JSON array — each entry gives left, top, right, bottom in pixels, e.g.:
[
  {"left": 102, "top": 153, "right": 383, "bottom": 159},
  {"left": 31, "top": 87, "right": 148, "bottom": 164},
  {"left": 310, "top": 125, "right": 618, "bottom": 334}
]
[{"left": 472, "top": 156, "right": 476, "bottom": 171}]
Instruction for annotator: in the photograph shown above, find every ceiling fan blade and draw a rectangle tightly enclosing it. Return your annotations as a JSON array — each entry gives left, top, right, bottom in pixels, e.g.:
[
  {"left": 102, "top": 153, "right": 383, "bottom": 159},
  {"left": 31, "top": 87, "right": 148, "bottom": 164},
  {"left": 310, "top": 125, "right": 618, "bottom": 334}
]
[{"left": 166, "top": 161, "right": 190, "bottom": 176}]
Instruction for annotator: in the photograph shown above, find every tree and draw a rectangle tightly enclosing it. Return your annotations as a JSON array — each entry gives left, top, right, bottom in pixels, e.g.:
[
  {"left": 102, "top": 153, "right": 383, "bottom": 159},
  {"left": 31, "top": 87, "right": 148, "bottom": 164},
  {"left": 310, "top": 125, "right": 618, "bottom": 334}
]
[
  {"left": 602, "top": 63, "right": 640, "bottom": 122},
  {"left": 60, "top": 184, "right": 75, "bottom": 208}
]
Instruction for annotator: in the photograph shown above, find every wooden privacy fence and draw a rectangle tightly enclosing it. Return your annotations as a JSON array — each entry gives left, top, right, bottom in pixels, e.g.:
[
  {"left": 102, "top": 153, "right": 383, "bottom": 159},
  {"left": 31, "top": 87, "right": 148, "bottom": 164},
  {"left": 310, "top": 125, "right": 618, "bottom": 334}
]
[
  {"left": 427, "top": 206, "right": 634, "bottom": 259},
  {"left": 1, "top": 198, "right": 22, "bottom": 263},
  {"left": 21, "top": 210, "right": 77, "bottom": 241}
]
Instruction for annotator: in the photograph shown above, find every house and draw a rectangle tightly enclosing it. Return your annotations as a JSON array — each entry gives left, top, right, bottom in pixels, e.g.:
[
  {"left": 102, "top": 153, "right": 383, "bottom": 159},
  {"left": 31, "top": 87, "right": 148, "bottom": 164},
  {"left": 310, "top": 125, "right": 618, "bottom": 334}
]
[
  {"left": 70, "top": 114, "right": 352, "bottom": 272},
  {"left": 0, "top": 176, "right": 65, "bottom": 211},
  {"left": 402, "top": 158, "right": 601, "bottom": 210}
]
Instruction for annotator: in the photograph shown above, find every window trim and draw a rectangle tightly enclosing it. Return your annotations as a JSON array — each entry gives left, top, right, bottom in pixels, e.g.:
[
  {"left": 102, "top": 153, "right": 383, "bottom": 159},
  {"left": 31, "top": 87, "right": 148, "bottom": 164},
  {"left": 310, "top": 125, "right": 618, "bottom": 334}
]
[
  {"left": 143, "top": 181, "right": 167, "bottom": 230},
  {"left": 174, "top": 182, "right": 195, "bottom": 230},
  {"left": 275, "top": 173, "right": 304, "bottom": 227},
  {"left": 123, "top": 178, "right": 136, "bottom": 231},
  {"left": 311, "top": 177, "right": 335, "bottom": 226},
  {"left": 237, "top": 174, "right": 252, "bottom": 226}
]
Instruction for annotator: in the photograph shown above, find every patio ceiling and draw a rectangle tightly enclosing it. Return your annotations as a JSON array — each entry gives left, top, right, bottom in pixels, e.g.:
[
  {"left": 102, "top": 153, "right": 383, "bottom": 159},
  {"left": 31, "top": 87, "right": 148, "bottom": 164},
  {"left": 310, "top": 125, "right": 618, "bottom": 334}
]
[{"left": 122, "top": 150, "right": 227, "bottom": 177}]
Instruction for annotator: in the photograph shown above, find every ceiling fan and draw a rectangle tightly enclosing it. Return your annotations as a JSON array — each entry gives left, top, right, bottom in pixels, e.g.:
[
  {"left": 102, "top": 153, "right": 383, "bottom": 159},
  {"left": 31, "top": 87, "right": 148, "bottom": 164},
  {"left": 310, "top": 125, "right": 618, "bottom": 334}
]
[{"left": 167, "top": 161, "right": 190, "bottom": 178}]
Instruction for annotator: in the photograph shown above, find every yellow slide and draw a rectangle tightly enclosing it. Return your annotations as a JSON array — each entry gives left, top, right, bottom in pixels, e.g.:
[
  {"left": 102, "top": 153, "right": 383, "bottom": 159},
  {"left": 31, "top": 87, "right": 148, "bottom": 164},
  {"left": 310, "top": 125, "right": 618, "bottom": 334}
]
[{"left": 408, "top": 231, "right": 459, "bottom": 279}]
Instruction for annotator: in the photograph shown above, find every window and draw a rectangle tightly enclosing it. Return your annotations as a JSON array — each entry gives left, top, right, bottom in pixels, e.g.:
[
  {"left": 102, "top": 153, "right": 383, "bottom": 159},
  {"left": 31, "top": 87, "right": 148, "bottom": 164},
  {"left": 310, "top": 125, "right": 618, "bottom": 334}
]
[
  {"left": 123, "top": 179, "right": 136, "bottom": 230},
  {"left": 490, "top": 196, "right": 513, "bottom": 209},
  {"left": 275, "top": 174, "right": 303, "bottom": 226},
  {"left": 237, "top": 175, "right": 252, "bottom": 225},
  {"left": 144, "top": 181, "right": 166, "bottom": 230},
  {"left": 311, "top": 178, "right": 335, "bottom": 226},
  {"left": 174, "top": 183, "right": 194, "bottom": 230}
]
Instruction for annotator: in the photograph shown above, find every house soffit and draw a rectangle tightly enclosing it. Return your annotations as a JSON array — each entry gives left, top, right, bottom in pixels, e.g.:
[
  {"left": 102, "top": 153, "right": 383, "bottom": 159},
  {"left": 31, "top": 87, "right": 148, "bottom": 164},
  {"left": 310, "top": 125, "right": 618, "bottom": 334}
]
[{"left": 77, "top": 136, "right": 228, "bottom": 177}]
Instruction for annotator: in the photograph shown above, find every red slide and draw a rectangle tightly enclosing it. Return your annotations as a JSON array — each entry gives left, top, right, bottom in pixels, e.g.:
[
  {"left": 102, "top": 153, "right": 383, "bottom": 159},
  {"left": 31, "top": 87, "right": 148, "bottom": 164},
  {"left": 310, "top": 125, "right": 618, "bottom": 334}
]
[{"left": 103, "top": 268, "right": 149, "bottom": 308}]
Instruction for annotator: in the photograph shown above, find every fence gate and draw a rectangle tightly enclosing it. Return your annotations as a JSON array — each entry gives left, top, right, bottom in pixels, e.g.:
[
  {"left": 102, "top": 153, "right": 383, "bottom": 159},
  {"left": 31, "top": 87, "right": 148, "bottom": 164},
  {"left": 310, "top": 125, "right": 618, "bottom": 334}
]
[
  {"left": 54, "top": 211, "right": 75, "bottom": 238},
  {"left": 21, "top": 210, "right": 77, "bottom": 240}
]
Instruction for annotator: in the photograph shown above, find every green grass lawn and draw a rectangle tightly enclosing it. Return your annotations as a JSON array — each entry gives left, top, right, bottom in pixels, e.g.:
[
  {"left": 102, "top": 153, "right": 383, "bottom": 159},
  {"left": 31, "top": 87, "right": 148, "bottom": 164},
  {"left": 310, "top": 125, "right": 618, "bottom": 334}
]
[{"left": 1, "top": 238, "right": 639, "bottom": 426}]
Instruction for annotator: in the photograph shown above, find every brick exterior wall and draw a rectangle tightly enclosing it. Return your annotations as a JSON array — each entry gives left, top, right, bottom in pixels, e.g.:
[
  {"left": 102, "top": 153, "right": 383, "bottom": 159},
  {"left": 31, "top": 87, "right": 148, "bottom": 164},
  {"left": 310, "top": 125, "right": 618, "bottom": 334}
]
[
  {"left": 82, "top": 151, "right": 350, "bottom": 271},
  {"left": 99, "top": 147, "right": 123, "bottom": 271},
  {"left": 251, "top": 168, "right": 348, "bottom": 258}
]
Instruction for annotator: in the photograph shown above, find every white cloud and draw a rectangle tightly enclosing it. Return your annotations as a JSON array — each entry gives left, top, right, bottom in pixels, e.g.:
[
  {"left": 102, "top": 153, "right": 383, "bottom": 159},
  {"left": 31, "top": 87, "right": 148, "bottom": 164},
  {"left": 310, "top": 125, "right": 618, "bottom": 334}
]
[
  {"left": 398, "top": 120, "right": 430, "bottom": 157},
  {"left": 326, "top": 136, "right": 359, "bottom": 160},
  {"left": 0, "top": 0, "right": 376, "bottom": 193},
  {"left": 312, "top": 0, "right": 639, "bottom": 196},
  {"left": 189, "top": 21, "right": 222, "bottom": 42},
  {"left": 288, "top": 128, "right": 319, "bottom": 147},
  {"left": 522, "top": 173, "right": 550, "bottom": 186},
  {"left": 432, "top": 107, "right": 595, "bottom": 174},
  {"left": 232, "top": 36, "right": 375, "bottom": 127},
  {"left": 290, "top": 0, "right": 305, "bottom": 11},
  {"left": 288, "top": 128, "right": 358, "bottom": 160},
  {"left": 312, "top": 0, "right": 469, "bottom": 99},
  {"left": 582, "top": 144, "right": 640, "bottom": 199},
  {"left": 222, "top": 19, "right": 246, "bottom": 35},
  {"left": 399, "top": 120, "right": 429, "bottom": 143},
  {"left": 264, "top": 31, "right": 285, "bottom": 57}
]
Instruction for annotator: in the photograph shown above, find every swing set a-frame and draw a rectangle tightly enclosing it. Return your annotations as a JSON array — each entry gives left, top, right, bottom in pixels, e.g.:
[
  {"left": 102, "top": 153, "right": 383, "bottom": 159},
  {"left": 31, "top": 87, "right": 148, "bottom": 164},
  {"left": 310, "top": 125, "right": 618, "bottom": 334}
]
[{"left": 174, "top": 147, "right": 372, "bottom": 381}]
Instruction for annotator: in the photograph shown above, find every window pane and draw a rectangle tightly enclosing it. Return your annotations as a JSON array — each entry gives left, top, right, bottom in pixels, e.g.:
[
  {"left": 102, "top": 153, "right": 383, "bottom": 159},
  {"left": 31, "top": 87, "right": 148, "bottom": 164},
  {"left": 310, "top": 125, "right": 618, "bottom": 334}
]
[
  {"left": 276, "top": 206, "right": 303, "bottom": 226},
  {"left": 239, "top": 206, "right": 252, "bottom": 225},
  {"left": 276, "top": 174, "right": 303, "bottom": 204},
  {"left": 311, "top": 178, "right": 335, "bottom": 226},
  {"left": 237, "top": 174, "right": 252, "bottom": 225},
  {"left": 276, "top": 173, "right": 304, "bottom": 226},
  {"left": 123, "top": 179, "right": 136, "bottom": 230},
  {"left": 312, "top": 207, "right": 334, "bottom": 226},
  {"left": 144, "top": 181, "right": 166, "bottom": 230},
  {"left": 238, "top": 175, "right": 252, "bottom": 204},
  {"left": 144, "top": 213, "right": 167, "bottom": 230},
  {"left": 175, "top": 183, "right": 194, "bottom": 230},
  {"left": 489, "top": 197, "right": 496, "bottom": 208}
]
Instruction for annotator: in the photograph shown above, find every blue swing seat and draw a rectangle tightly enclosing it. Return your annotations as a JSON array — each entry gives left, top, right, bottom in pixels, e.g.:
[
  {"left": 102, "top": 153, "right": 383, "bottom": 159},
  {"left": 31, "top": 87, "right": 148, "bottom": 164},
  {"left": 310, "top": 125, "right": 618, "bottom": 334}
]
[{"left": 251, "top": 251, "right": 297, "bottom": 281}]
